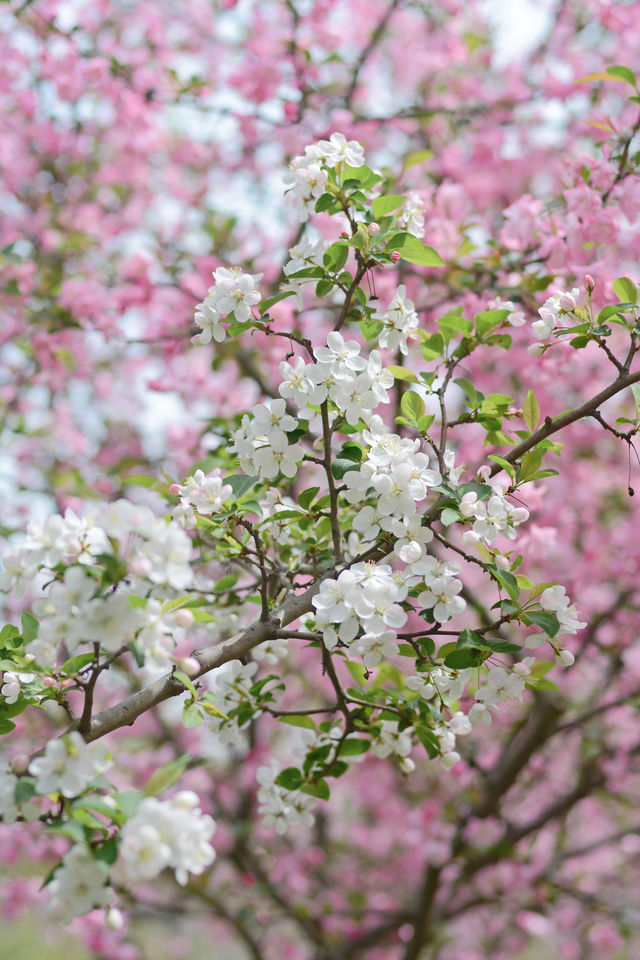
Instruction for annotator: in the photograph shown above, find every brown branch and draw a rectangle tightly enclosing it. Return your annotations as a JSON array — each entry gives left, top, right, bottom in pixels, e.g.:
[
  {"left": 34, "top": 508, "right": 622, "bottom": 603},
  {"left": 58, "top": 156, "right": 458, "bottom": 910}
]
[{"left": 490, "top": 368, "right": 640, "bottom": 476}]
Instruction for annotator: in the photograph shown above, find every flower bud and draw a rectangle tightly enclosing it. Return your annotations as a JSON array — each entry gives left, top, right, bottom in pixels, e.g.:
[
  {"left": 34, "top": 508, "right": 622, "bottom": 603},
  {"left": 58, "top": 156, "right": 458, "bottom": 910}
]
[
  {"left": 169, "top": 483, "right": 182, "bottom": 495},
  {"left": 558, "top": 292, "right": 576, "bottom": 311},
  {"left": 367, "top": 222, "right": 380, "bottom": 236},
  {"left": 396, "top": 540, "right": 422, "bottom": 563},
  {"left": 557, "top": 649, "right": 575, "bottom": 667},
  {"left": 390, "top": 251, "right": 401, "bottom": 263},
  {"left": 174, "top": 608, "right": 195, "bottom": 628},
  {"left": 495, "top": 554, "right": 510, "bottom": 570},
  {"left": 461, "top": 530, "right": 480, "bottom": 546},
  {"left": 10, "top": 754, "right": 29, "bottom": 775},
  {"left": 178, "top": 656, "right": 201, "bottom": 677},
  {"left": 399, "top": 757, "right": 415, "bottom": 774},
  {"left": 128, "top": 556, "right": 152, "bottom": 578},
  {"left": 527, "top": 343, "right": 545, "bottom": 357},
  {"left": 42, "top": 676, "right": 57, "bottom": 688},
  {"left": 106, "top": 908, "right": 125, "bottom": 931},
  {"left": 583, "top": 274, "right": 595, "bottom": 292}
]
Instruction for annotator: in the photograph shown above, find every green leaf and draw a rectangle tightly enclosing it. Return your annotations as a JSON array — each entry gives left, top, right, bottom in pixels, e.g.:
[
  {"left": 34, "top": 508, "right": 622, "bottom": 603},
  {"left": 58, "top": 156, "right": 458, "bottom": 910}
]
[
  {"left": 606, "top": 65, "right": 637, "bottom": 86},
  {"left": 182, "top": 702, "right": 204, "bottom": 727},
  {"left": 360, "top": 317, "right": 383, "bottom": 341},
  {"left": 215, "top": 575, "right": 238, "bottom": 593},
  {"left": 200, "top": 700, "right": 229, "bottom": 720},
  {"left": 492, "top": 567, "right": 520, "bottom": 602},
  {"left": 444, "top": 649, "right": 485, "bottom": 669},
  {"left": 95, "top": 838, "right": 119, "bottom": 865},
  {"left": 332, "top": 458, "right": 362, "bottom": 479},
  {"left": 612, "top": 277, "right": 638, "bottom": 304},
  {"left": 524, "top": 611, "right": 560, "bottom": 637},
  {"left": 14, "top": 777, "right": 37, "bottom": 805},
  {"left": 173, "top": 670, "right": 199, "bottom": 698},
  {"left": 385, "top": 232, "right": 444, "bottom": 267},
  {"left": 523, "top": 388, "right": 541, "bottom": 432},
  {"left": 457, "top": 629, "right": 486, "bottom": 650},
  {"left": 417, "top": 414, "right": 435, "bottom": 433},
  {"left": 485, "top": 639, "right": 521, "bottom": 653},
  {"left": 227, "top": 474, "right": 259, "bottom": 501},
  {"left": 386, "top": 365, "right": 418, "bottom": 382},
  {"left": 420, "top": 332, "right": 445, "bottom": 361},
  {"left": 278, "top": 714, "right": 317, "bottom": 731},
  {"left": 114, "top": 789, "right": 143, "bottom": 819},
  {"left": 475, "top": 309, "right": 509, "bottom": 335},
  {"left": 401, "top": 391, "right": 426, "bottom": 421},
  {"left": 338, "top": 738, "right": 370, "bottom": 757},
  {"left": 21, "top": 611, "right": 38, "bottom": 643},
  {"left": 301, "top": 779, "right": 330, "bottom": 800},
  {"left": 275, "top": 767, "right": 303, "bottom": 791},
  {"left": 0, "top": 719, "right": 17, "bottom": 735},
  {"left": 438, "top": 313, "right": 473, "bottom": 340},
  {"left": 344, "top": 660, "right": 367, "bottom": 686},
  {"left": 415, "top": 725, "right": 440, "bottom": 758},
  {"left": 371, "top": 195, "right": 406, "bottom": 218},
  {"left": 0, "top": 624, "right": 20, "bottom": 646},
  {"left": 61, "top": 652, "right": 97, "bottom": 676},
  {"left": 143, "top": 754, "right": 191, "bottom": 797},
  {"left": 488, "top": 455, "right": 516, "bottom": 480},
  {"left": 458, "top": 482, "right": 492, "bottom": 501},
  {"left": 298, "top": 487, "right": 320, "bottom": 510},
  {"left": 323, "top": 242, "right": 349, "bottom": 273}
]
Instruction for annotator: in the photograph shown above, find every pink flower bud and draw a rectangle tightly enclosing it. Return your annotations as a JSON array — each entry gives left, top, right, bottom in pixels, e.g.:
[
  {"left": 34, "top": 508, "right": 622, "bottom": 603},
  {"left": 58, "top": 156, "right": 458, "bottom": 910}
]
[
  {"left": 42, "top": 676, "right": 57, "bottom": 688},
  {"left": 390, "top": 251, "right": 401, "bottom": 263},
  {"left": 169, "top": 483, "right": 182, "bottom": 495},
  {"left": 174, "top": 608, "right": 195, "bottom": 628},
  {"left": 178, "top": 656, "right": 201, "bottom": 677},
  {"left": 10, "top": 754, "right": 29, "bottom": 775},
  {"left": 367, "top": 222, "right": 380, "bottom": 236},
  {"left": 583, "top": 274, "right": 595, "bottom": 291},
  {"left": 128, "top": 556, "right": 152, "bottom": 577}
]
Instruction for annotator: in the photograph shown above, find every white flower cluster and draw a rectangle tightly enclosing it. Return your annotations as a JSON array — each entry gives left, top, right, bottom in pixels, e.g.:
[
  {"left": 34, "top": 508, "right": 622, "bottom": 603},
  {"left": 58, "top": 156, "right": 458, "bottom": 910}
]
[
  {"left": 48, "top": 844, "right": 112, "bottom": 923},
  {"left": 373, "top": 285, "right": 420, "bottom": 355},
  {"left": 469, "top": 657, "right": 536, "bottom": 724},
  {"left": 524, "top": 585, "right": 586, "bottom": 656},
  {"left": 312, "top": 561, "right": 407, "bottom": 651},
  {"left": 1, "top": 669, "right": 36, "bottom": 704},
  {"left": 398, "top": 192, "right": 426, "bottom": 238},
  {"left": 29, "top": 732, "right": 112, "bottom": 799},
  {"left": 255, "top": 760, "right": 317, "bottom": 834},
  {"left": 413, "top": 554, "right": 465, "bottom": 623},
  {"left": 531, "top": 287, "right": 580, "bottom": 341},
  {"left": 370, "top": 720, "right": 413, "bottom": 759},
  {"left": 277, "top": 334, "right": 393, "bottom": 427},
  {"left": 0, "top": 508, "right": 109, "bottom": 597},
  {"left": 172, "top": 468, "right": 232, "bottom": 528},
  {"left": 487, "top": 296, "right": 526, "bottom": 327},
  {"left": 459, "top": 483, "right": 529, "bottom": 545},
  {"left": 231, "top": 399, "right": 305, "bottom": 480},
  {"left": 1, "top": 500, "right": 195, "bottom": 671},
  {"left": 344, "top": 417, "right": 442, "bottom": 536},
  {"left": 282, "top": 235, "right": 328, "bottom": 306},
  {"left": 204, "top": 660, "right": 263, "bottom": 746},
  {"left": 195, "top": 266, "right": 262, "bottom": 344},
  {"left": 283, "top": 132, "right": 366, "bottom": 221},
  {"left": 119, "top": 791, "right": 216, "bottom": 886}
]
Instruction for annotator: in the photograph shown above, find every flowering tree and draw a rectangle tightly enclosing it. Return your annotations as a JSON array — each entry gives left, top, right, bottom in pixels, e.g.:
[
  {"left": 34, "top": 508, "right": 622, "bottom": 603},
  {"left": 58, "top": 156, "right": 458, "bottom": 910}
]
[{"left": 1, "top": 1, "right": 640, "bottom": 959}]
